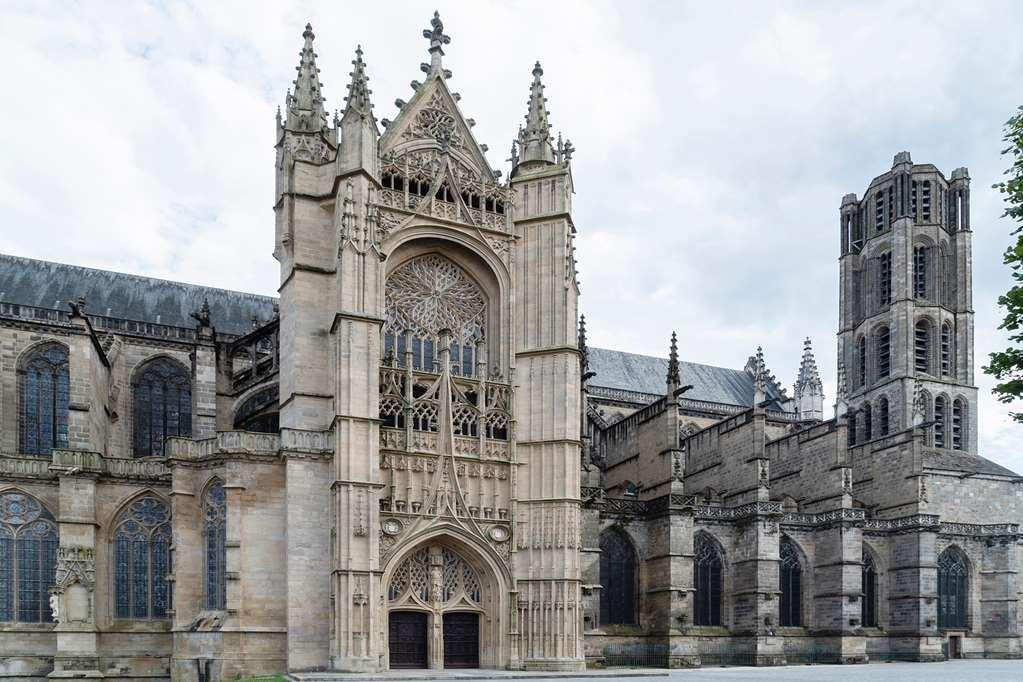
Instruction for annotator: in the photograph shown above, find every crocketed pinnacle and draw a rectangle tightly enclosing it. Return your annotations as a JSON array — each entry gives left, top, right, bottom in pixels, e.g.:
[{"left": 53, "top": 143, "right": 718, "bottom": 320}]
[
  {"left": 285, "top": 23, "right": 327, "bottom": 132},
  {"left": 343, "top": 45, "right": 373, "bottom": 117},
  {"left": 666, "top": 331, "right": 680, "bottom": 386},
  {"left": 578, "top": 314, "right": 589, "bottom": 371},
  {"left": 423, "top": 10, "right": 450, "bottom": 76},
  {"left": 516, "top": 62, "right": 555, "bottom": 165},
  {"left": 794, "top": 337, "right": 823, "bottom": 397}
]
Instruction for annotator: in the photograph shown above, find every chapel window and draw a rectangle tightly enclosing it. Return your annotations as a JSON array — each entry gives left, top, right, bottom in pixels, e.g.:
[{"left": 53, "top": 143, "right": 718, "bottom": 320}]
[
  {"left": 599, "top": 528, "right": 637, "bottom": 626},
  {"left": 0, "top": 492, "right": 57, "bottom": 623},
  {"left": 779, "top": 538, "right": 803, "bottom": 627},
  {"left": 862, "top": 552, "right": 878, "bottom": 628},
  {"left": 694, "top": 533, "right": 724, "bottom": 626},
  {"left": 203, "top": 482, "right": 227, "bottom": 610},
  {"left": 19, "top": 342, "right": 70, "bottom": 457},
  {"left": 937, "top": 547, "right": 968, "bottom": 630},
  {"left": 114, "top": 496, "right": 171, "bottom": 619},
  {"left": 133, "top": 357, "right": 192, "bottom": 458}
]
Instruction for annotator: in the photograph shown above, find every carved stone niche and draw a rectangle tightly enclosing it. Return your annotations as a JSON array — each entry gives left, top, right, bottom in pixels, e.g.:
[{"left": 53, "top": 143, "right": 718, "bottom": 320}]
[{"left": 51, "top": 546, "right": 96, "bottom": 625}]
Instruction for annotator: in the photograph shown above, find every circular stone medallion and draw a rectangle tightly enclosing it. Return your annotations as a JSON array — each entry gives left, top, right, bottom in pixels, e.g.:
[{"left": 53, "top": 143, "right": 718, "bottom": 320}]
[
  {"left": 381, "top": 518, "right": 404, "bottom": 537},
  {"left": 488, "top": 525, "right": 510, "bottom": 543}
]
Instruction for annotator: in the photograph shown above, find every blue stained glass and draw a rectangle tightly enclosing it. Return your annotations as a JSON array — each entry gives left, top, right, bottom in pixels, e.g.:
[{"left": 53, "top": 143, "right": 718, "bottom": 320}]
[
  {"left": 203, "top": 483, "right": 226, "bottom": 610},
  {"left": 20, "top": 343, "right": 69, "bottom": 456},
  {"left": 133, "top": 358, "right": 192, "bottom": 458},
  {"left": 113, "top": 497, "right": 171, "bottom": 619},
  {"left": 115, "top": 536, "right": 131, "bottom": 618},
  {"left": 0, "top": 533, "right": 12, "bottom": 621},
  {"left": 0, "top": 492, "right": 57, "bottom": 623},
  {"left": 152, "top": 530, "right": 170, "bottom": 618}
]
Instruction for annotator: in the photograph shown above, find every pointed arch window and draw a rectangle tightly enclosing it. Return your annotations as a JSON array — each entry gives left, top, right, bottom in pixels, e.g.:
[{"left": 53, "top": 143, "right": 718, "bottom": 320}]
[
  {"left": 934, "top": 396, "right": 947, "bottom": 448},
  {"left": 857, "top": 336, "right": 867, "bottom": 387},
  {"left": 114, "top": 496, "right": 171, "bottom": 619},
  {"left": 876, "top": 326, "right": 891, "bottom": 379},
  {"left": 952, "top": 399, "right": 966, "bottom": 451},
  {"left": 878, "top": 252, "right": 892, "bottom": 307},
  {"left": 862, "top": 402, "right": 873, "bottom": 442},
  {"left": 694, "top": 533, "right": 724, "bottom": 626},
  {"left": 941, "top": 323, "right": 953, "bottom": 377},
  {"left": 938, "top": 548, "right": 968, "bottom": 629},
  {"left": 913, "top": 246, "right": 928, "bottom": 299},
  {"left": 133, "top": 358, "right": 192, "bottom": 457},
  {"left": 914, "top": 320, "right": 930, "bottom": 374},
  {"left": 779, "top": 538, "right": 802, "bottom": 627},
  {"left": 599, "top": 528, "right": 637, "bottom": 625},
  {"left": 862, "top": 552, "right": 878, "bottom": 628},
  {"left": 203, "top": 483, "right": 227, "bottom": 610},
  {"left": 878, "top": 397, "right": 889, "bottom": 437},
  {"left": 0, "top": 492, "right": 58, "bottom": 622},
  {"left": 19, "top": 343, "right": 70, "bottom": 456},
  {"left": 848, "top": 412, "right": 857, "bottom": 446}
]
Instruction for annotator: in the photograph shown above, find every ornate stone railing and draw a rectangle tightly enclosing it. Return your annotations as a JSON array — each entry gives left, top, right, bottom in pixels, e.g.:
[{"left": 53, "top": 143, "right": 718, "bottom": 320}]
[
  {"left": 379, "top": 428, "right": 509, "bottom": 461},
  {"left": 780, "top": 508, "right": 866, "bottom": 526},
  {"left": 281, "top": 428, "right": 333, "bottom": 455},
  {"left": 166, "top": 431, "right": 281, "bottom": 460},
  {"left": 602, "top": 497, "right": 648, "bottom": 516},
  {"left": 0, "top": 455, "right": 55, "bottom": 478},
  {"left": 0, "top": 301, "right": 212, "bottom": 343},
  {"left": 1, "top": 450, "right": 170, "bottom": 481},
  {"left": 693, "top": 500, "right": 783, "bottom": 520},
  {"left": 862, "top": 514, "right": 941, "bottom": 532},
  {"left": 940, "top": 521, "right": 1020, "bottom": 537}
]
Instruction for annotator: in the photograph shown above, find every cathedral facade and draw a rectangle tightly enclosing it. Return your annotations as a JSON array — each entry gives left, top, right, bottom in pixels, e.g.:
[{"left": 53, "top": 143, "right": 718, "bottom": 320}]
[{"left": 0, "top": 13, "right": 1021, "bottom": 681}]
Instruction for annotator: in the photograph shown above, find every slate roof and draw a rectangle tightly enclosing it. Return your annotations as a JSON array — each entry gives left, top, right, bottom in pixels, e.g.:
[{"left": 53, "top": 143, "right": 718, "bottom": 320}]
[
  {"left": 923, "top": 448, "right": 1020, "bottom": 478},
  {"left": 586, "top": 346, "right": 785, "bottom": 408},
  {"left": 0, "top": 254, "right": 276, "bottom": 337}
]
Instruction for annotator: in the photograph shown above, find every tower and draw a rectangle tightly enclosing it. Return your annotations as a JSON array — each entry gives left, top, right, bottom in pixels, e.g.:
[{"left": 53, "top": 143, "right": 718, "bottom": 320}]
[{"left": 838, "top": 153, "right": 975, "bottom": 452}]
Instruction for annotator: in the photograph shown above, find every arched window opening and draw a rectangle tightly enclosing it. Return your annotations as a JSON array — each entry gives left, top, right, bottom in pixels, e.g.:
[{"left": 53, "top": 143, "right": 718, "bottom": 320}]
[
  {"left": 922, "top": 180, "right": 932, "bottom": 222},
  {"left": 915, "top": 320, "right": 930, "bottom": 374},
  {"left": 857, "top": 336, "right": 867, "bottom": 387},
  {"left": 203, "top": 482, "right": 226, "bottom": 610},
  {"left": 941, "top": 324, "right": 953, "bottom": 377},
  {"left": 384, "top": 255, "right": 487, "bottom": 379},
  {"left": 874, "top": 192, "right": 885, "bottom": 232},
  {"left": 133, "top": 358, "right": 192, "bottom": 457},
  {"left": 952, "top": 399, "right": 965, "bottom": 451},
  {"left": 779, "top": 538, "right": 803, "bottom": 627},
  {"left": 878, "top": 397, "right": 889, "bottom": 437},
  {"left": 0, "top": 492, "right": 57, "bottom": 622},
  {"left": 911, "top": 180, "right": 918, "bottom": 220},
  {"left": 938, "top": 548, "right": 968, "bottom": 630},
  {"left": 599, "top": 529, "right": 637, "bottom": 626},
  {"left": 114, "top": 496, "right": 170, "bottom": 619},
  {"left": 876, "top": 327, "right": 891, "bottom": 379},
  {"left": 19, "top": 343, "right": 70, "bottom": 457},
  {"left": 848, "top": 412, "right": 857, "bottom": 446},
  {"left": 694, "top": 534, "right": 723, "bottom": 626},
  {"left": 862, "top": 403, "right": 872, "bottom": 442},
  {"left": 862, "top": 552, "right": 878, "bottom": 628},
  {"left": 913, "top": 246, "right": 928, "bottom": 299},
  {"left": 934, "top": 396, "right": 947, "bottom": 448},
  {"left": 233, "top": 385, "right": 279, "bottom": 434},
  {"left": 878, "top": 252, "right": 892, "bottom": 307}
]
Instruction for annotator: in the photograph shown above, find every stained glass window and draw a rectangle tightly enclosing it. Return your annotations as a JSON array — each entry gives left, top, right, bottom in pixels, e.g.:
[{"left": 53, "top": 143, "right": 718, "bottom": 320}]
[
  {"left": 0, "top": 492, "right": 58, "bottom": 622},
  {"left": 779, "top": 538, "right": 802, "bottom": 627},
  {"left": 114, "top": 496, "right": 171, "bottom": 619},
  {"left": 203, "top": 482, "right": 227, "bottom": 610},
  {"left": 133, "top": 358, "right": 192, "bottom": 457},
  {"left": 599, "top": 528, "right": 637, "bottom": 625},
  {"left": 862, "top": 552, "right": 878, "bottom": 627},
  {"left": 19, "top": 343, "right": 70, "bottom": 457},
  {"left": 938, "top": 547, "right": 968, "bottom": 629},
  {"left": 694, "top": 533, "right": 723, "bottom": 626}
]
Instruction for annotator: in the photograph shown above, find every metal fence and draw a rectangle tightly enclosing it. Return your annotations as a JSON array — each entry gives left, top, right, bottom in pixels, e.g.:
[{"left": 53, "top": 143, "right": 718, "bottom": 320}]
[{"left": 601, "top": 643, "right": 671, "bottom": 668}]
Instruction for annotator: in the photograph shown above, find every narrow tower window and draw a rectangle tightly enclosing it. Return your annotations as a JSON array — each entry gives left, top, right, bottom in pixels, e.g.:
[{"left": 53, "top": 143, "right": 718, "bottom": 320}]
[
  {"left": 862, "top": 402, "right": 872, "bottom": 441},
  {"left": 941, "top": 323, "right": 952, "bottom": 377},
  {"left": 914, "top": 320, "right": 930, "bottom": 374},
  {"left": 952, "top": 399, "right": 965, "bottom": 451},
  {"left": 878, "top": 252, "right": 891, "bottom": 307},
  {"left": 857, "top": 336, "right": 867, "bottom": 387},
  {"left": 922, "top": 180, "right": 932, "bottom": 222},
  {"left": 862, "top": 552, "right": 878, "bottom": 628},
  {"left": 876, "top": 326, "right": 890, "bottom": 379},
  {"left": 910, "top": 180, "right": 918, "bottom": 220},
  {"left": 848, "top": 412, "right": 857, "bottom": 446},
  {"left": 934, "top": 396, "right": 947, "bottom": 448},
  {"left": 913, "top": 246, "right": 928, "bottom": 299},
  {"left": 203, "top": 482, "right": 227, "bottom": 610},
  {"left": 887, "top": 187, "right": 894, "bottom": 224},
  {"left": 875, "top": 192, "right": 884, "bottom": 232},
  {"left": 878, "top": 397, "right": 889, "bottom": 437}
]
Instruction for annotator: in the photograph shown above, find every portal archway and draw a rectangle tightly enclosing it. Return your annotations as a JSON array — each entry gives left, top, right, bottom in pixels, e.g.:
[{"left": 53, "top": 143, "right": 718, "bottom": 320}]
[{"left": 383, "top": 535, "right": 505, "bottom": 669}]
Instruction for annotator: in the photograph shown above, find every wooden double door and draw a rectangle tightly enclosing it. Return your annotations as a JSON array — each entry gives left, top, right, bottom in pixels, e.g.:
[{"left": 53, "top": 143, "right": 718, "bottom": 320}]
[{"left": 388, "top": 611, "right": 479, "bottom": 669}]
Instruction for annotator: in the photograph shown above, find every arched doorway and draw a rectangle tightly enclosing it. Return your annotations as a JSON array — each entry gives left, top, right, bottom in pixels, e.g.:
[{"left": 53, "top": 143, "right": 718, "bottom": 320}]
[{"left": 384, "top": 539, "right": 501, "bottom": 669}]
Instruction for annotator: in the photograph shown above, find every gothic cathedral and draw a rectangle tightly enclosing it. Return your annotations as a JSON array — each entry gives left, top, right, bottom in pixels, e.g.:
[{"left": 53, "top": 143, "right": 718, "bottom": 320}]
[{"left": 0, "top": 13, "right": 1020, "bottom": 681}]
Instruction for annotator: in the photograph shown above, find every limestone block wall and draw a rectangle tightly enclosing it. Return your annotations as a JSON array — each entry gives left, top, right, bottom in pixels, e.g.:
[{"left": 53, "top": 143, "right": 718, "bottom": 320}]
[
  {"left": 763, "top": 421, "right": 846, "bottom": 513},
  {"left": 925, "top": 473, "right": 1023, "bottom": 525}
]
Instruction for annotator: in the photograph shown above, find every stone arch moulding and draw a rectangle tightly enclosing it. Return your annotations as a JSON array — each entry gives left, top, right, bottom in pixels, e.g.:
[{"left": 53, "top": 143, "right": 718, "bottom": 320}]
[{"left": 380, "top": 525, "right": 511, "bottom": 670}]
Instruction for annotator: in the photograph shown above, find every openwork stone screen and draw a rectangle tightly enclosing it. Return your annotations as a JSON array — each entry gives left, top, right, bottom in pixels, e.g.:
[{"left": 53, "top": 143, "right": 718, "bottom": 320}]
[
  {"left": 133, "top": 357, "right": 192, "bottom": 457},
  {"left": 114, "top": 496, "right": 171, "bottom": 619},
  {"left": 19, "top": 343, "right": 70, "bottom": 456},
  {"left": 0, "top": 492, "right": 58, "bottom": 622},
  {"left": 388, "top": 545, "right": 482, "bottom": 608},
  {"left": 203, "top": 483, "right": 227, "bottom": 610},
  {"left": 384, "top": 254, "right": 487, "bottom": 377}
]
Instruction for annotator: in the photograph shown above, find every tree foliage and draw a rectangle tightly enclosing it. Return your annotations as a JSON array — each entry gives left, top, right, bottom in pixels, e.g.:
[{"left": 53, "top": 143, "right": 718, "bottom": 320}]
[{"left": 984, "top": 106, "right": 1023, "bottom": 420}]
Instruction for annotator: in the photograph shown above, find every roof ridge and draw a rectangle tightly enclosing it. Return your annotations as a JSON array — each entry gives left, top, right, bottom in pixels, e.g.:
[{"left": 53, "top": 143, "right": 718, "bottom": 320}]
[
  {"left": 0, "top": 253, "right": 277, "bottom": 302},
  {"left": 589, "top": 345, "right": 746, "bottom": 375}
]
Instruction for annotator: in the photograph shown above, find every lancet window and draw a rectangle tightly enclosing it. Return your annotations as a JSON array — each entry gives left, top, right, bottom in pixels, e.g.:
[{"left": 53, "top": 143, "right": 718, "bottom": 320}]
[
  {"left": 114, "top": 496, "right": 171, "bottom": 619},
  {"left": 862, "top": 552, "right": 878, "bottom": 628},
  {"left": 693, "top": 533, "right": 723, "bottom": 626},
  {"left": 915, "top": 320, "right": 930, "bottom": 374},
  {"left": 914, "top": 246, "right": 928, "bottom": 299},
  {"left": 876, "top": 326, "right": 890, "bottom": 379},
  {"left": 779, "top": 538, "right": 803, "bottom": 627},
  {"left": 941, "top": 323, "right": 953, "bottom": 377},
  {"left": 203, "top": 482, "right": 226, "bottom": 610},
  {"left": 937, "top": 547, "right": 968, "bottom": 629},
  {"left": 952, "top": 399, "right": 966, "bottom": 451},
  {"left": 599, "top": 528, "right": 637, "bottom": 626},
  {"left": 878, "top": 252, "right": 892, "bottom": 307},
  {"left": 0, "top": 492, "right": 57, "bottom": 622},
  {"left": 934, "top": 396, "right": 947, "bottom": 448},
  {"left": 878, "top": 397, "right": 889, "bottom": 437},
  {"left": 19, "top": 342, "right": 70, "bottom": 457},
  {"left": 133, "top": 358, "right": 192, "bottom": 457}
]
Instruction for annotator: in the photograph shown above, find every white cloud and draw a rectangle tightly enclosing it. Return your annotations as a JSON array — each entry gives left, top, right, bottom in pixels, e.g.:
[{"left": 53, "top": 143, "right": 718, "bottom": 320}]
[{"left": 1, "top": 0, "right": 1022, "bottom": 468}]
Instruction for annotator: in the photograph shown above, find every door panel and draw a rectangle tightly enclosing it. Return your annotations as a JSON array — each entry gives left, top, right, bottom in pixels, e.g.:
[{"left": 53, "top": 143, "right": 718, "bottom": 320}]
[
  {"left": 443, "top": 612, "right": 480, "bottom": 668},
  {"left": 389, "top": 611, "right": 428, "bottom": 669}
]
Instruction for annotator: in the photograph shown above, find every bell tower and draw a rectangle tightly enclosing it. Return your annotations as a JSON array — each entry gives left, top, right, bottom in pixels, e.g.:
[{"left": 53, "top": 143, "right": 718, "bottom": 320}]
[{"left": 838, "top": 153, "right": 976, "bottom": 453}]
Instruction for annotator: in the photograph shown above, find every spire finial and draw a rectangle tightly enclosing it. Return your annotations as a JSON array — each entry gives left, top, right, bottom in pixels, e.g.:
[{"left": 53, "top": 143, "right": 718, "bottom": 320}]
[
  {"left": 578, "top": 314, "right": 589, "bottom": 371},
  {"left": 514, "top": 60, "right": 556, "bottom": 168},
  {"left": 835, "top": 356, "right": 849, "bottom": 417},
  {"left": 423, "top": 10, "right": 451, "bottom": 75},
  {"left": 794, "top": 337, "right": 823, "bottom": 396},
  {"left": 342, "top": 43, "right": 373, "bottom": 118},
  {"left": 667, "top": 331, "right": 680, "bottom": 386},
  {"left": 284, "top": 21, "right": 327, "bottom": 133}
]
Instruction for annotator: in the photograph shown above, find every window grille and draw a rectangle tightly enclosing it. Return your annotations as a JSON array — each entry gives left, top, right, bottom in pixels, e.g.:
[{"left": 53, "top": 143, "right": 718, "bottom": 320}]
[
  {"left": 114, "top": 496, "right": 171, "bottom": 619},
  {"left": 937, "top": 548, "right": 968, "bottom": 629},
  {"left": 19, "top": 343, "right": 70, "bottom": 456},
  {"left": 875, "top": 192, "right": 884, "bottom": 232},
  {"left": 934, "top": 397, "right": 947, "bottom": 448},
  {"left": 922, "top": 180, "right": 932, "bottom": 222},
  {"left": 915, "top": 321, "right": 929, "bottom": 374},
  {"left": 779, "top": 538, "right": 802, "bottom": 627},
  {"left": 693, "top": 534, "right": 723, "bottom": 626},
  {"left": 862, "top": 553, "right": 878, "bottom": 628},
  {"left": 133, "top": 358, "right": 192, "bottom": 457},
  {"left": 203, "top": 483, "right": 227, "bottom": 610},
  {"left": 876, "top": 327, "right": 890, "bottom": 379},
  {"left": 952, "top": 399, "right": 965, "bottom": 451},
  {"left": 0, "top": 492, "right": 57, "bottom": 622},
  {"left": 599, "top": 529, "right": 637, "bottom": 625},
  {"left": 941, "top": 324, "right": 952, "bottom": 377}
]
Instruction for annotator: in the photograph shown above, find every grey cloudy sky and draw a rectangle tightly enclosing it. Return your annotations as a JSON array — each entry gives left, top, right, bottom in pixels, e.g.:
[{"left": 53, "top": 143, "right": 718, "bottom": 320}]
[{"left": 2, "top": 1, "right": 1022, "bottom": 469}]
